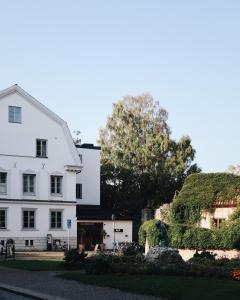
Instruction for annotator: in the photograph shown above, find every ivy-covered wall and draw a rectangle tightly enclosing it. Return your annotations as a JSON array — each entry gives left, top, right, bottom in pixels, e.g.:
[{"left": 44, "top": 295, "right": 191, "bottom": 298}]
[{"left": 170, "top": 173, "right": 240, "bottom": 250}]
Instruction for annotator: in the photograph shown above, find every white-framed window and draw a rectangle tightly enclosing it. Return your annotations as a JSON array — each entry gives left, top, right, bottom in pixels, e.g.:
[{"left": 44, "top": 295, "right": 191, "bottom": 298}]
[
  {"left": 23, "top": 174, "right": 36, "bottom": 195},
  {"left": 8, "top": 106, "right": 22, "bottom": 123},
  {"left": 0, "top": 209, "right": 7, "bottom": 229},
  {"left": 50, "top": 210, "right": 62, "bottom": 229},
  {"left": 76, "top": 183, "right": 82, "bottom": 199},
  {"left": 22, "top": 209, "right": 36, "bottom": 229},
  {"left": 50, "top": 176, "right": 63, "bottom": 196},
  {"left": 36, "top": 139, "right": 47, "bottom": 157},
  {"left": 25, "top": 240, "right": 34, "bottom": 247},
  {"left": 0, "top": 172, "right": 7, "bottom": 194}
]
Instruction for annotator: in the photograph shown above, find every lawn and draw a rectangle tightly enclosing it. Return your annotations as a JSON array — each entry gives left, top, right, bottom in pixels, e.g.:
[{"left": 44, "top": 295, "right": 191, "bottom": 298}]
[
  {"left": 59, "top": 273, "right": 240, "bottom": 300},
  {"left": 0, "top": 260, "right": 65, "bottom": 271}
]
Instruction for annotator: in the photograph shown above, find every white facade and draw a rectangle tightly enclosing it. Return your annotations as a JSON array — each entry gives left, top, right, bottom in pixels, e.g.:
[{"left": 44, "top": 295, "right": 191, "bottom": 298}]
[
  {"left": 0, "top": 85, "right": 81, "bottom": 250},
  {"left": 78, "top": 220, "right": 133, "bottom": 250},
  {"left": 76, "top": 146, "right": 100, "bottom": 206}
]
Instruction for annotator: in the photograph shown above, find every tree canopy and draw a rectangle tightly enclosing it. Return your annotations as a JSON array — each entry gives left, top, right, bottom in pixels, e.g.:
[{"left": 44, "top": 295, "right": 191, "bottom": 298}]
[{"left": 99, "top": 94, "right": 199, "bottom": 212}]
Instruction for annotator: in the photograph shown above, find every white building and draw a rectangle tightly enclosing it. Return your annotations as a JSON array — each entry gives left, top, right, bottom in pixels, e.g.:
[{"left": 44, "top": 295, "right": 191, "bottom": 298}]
[
  {"left": 0, "top": 84, "right": 133, "bottom": 251},
  {"left": 0, "top": 85, "right": 81, "bottom": 250},
  {"left": 75, "top": 144, "right": 133, "bottom": 250}
]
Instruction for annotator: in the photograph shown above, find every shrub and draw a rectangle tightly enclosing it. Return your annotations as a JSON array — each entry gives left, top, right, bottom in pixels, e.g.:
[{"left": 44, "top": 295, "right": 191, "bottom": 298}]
[
  {"left": 118, "top": 242, "right": 144, "bottom": 256},
  {"left": 85, "top": 254, "right": 111, "bottom": 274},
  {"left": 64, "top": 249, "right": 87, "bottom": 269}
]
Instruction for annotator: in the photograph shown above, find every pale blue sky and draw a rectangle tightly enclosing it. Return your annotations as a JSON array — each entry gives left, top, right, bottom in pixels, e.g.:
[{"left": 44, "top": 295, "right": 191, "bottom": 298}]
[{"left": 0, "top": 0, "right": 239, "bottom": 172}]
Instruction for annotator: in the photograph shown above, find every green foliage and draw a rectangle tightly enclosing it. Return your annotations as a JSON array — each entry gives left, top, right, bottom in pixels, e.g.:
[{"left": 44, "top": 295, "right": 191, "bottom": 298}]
[
  {"left": 172, "top": 173, "right": 240, "bottom": 226},
  {"left": 229, "top": 206, "right": 240, "bottom": 221},
  {"left": 170, "top": 173, "right": 240, "bottom": 250},
  {"left": 99, "top": 94, "right": 199, "bottom": 210},
  {"left": 138, "top": 219, "right": 168, "bottom": 247},
  {"left": 64, "top": 249, "right": 87, "bottom": 269}
]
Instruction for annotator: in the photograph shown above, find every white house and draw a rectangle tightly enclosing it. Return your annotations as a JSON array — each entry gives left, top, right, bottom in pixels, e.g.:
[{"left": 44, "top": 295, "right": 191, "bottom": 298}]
[
  {"left": 0, "top": 85, "right": 81, "bottom": 250},
  {"left": 75, "top": 144, "right": 133, "bottom": 250},
  {"left": 0, "top": 84, "right": 133, "bottom": 252}
]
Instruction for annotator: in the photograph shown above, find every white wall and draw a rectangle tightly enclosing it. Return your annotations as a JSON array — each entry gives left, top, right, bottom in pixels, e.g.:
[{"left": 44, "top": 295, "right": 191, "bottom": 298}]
[
  {"left": 0, "top": 92, "right": 79, "bottom": 203},
  {"left": 78, "top": 220, "right": 132, "bottom": 250},
  {"left": 76, "top": 148, "right": 100, "bottom": 205},
  {"left": 200, "top": 207, "right": 235, "bottom": 229},
  {"left": 0, "top": 89, "right": 79, "bottom": 250}
]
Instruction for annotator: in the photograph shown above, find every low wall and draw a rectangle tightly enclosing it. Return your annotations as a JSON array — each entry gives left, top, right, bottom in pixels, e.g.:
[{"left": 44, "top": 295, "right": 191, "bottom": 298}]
[{"left": 179, "top": 249, "right": 240, "bottom": 261}]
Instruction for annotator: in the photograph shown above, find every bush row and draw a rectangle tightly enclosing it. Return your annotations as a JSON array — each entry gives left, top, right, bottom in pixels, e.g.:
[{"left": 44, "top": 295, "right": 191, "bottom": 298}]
[{"left": 169, "top": 219, "right": 240, "bottom": 250}]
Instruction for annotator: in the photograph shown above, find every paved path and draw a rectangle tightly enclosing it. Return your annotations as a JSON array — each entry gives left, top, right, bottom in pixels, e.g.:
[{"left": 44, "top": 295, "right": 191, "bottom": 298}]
[
  {"left": 0, "top": 290, "right": 30, "bottom": 300},
  {"left": 0, "top": 267, "right": 163, "bottom": 300}
]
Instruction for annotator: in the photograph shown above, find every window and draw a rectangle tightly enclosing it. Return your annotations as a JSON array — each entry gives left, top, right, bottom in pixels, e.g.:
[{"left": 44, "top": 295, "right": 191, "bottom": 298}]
[
  {"left": 25, "top": 240, "right": 33, "bottom": 247},
  {"left": 23, "top": 210, "right": 35, "bottom": 229},
  {"left": 79, "top": 154, "right": 83, "bottom": 164},
  {"left": 0, "top": 173, "right": 7, "bottom": 194},
  {"left": 213, "top": 218, "right": 225, "bottom": 229},
  {"left": 76, "top": 183, "right": 82, "bottom": 199},
  {"left": 23, "top": 174, "right": 36, "bottom": 194},
  {"left": 9, "top": 106, "right": 22, "bottom": 123},
  {"left": 36, "top": 139, "right": 47, "bottom": 157},
  {"left": 50, "top": 210, "right": 62, "bottom": 229},
  {"left": 51, "top": 176, "right": 63, "bottom": 195},
  {"left": 0, "top": 209, "right": 7, "bottom": 229}
]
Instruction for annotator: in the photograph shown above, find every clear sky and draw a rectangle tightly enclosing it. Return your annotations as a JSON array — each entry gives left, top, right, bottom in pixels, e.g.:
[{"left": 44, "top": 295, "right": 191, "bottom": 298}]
[{"left": 0, "top": 0, "right": 239, "bottom": 172}]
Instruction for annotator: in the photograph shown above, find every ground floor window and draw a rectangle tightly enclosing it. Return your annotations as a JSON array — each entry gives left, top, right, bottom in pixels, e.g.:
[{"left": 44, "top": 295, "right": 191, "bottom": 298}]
[
  {"left": 25, "top": 240, "right": 34, "bottom": 247},
  {"left": 213, "top": 218, "right": 226, "bottom": 229},
  {"left": 23, "top": 210, "right": 36, "bottom": 229},
  {"left": 50, "top": 210, "right": 62, "bottom": 229},
  {"left": 0, "top": 209, "right": 7, "bottom": 229}
]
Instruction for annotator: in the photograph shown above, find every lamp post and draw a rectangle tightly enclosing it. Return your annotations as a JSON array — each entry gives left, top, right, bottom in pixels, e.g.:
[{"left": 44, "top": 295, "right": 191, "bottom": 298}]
[{"left": 112, "top": 214, "right": 116, "bottom": 252}]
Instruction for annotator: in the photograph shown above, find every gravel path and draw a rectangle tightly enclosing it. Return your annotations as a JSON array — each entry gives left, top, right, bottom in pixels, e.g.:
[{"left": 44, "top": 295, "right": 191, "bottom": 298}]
[{"left": 0, "top": 267, "right": 163, "bottom": 300}]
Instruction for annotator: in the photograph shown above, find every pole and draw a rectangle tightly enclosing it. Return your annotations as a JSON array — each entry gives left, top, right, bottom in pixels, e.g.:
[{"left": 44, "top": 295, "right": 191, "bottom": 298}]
[
  {"left": 112, "top": 214, "right": 115, "bottom": 251},
  {"left": 67, "top": 228, "right": 70, "bottom": 251}
]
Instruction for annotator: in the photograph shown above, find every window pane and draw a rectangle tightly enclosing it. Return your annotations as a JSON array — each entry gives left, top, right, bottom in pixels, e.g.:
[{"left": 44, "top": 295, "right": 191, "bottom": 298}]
[
  {"left": 9, "top": 106, "right": 21, "bottom": 123},
  {"left": 0, "top": 173, "right": 7, "bottom": 194},
  {"left": 0, "top": 210, "right": 6, "bottom": 228},
  {"left": 57, "top": 212, "right": 62, "bottom": 228},
  {"left": 51, "top": 211, "right": 56, "bottom": 228}
]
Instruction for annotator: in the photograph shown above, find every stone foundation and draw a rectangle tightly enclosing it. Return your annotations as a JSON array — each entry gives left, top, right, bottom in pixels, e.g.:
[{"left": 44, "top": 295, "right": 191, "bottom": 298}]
[
  {"left": 178, "top": 249, "right": 240, "bottom": 261},
  {"left": 0, "top": 236, "right": 77, "bottom": 251}
]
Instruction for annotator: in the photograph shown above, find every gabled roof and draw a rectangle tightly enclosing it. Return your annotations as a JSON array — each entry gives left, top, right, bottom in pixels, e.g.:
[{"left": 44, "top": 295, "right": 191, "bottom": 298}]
[
  {"left": 0, "top": 84, "right": 65, "bottom": 125},
  {"left": 0, "top": 84, "right": 80, "bottom": 166}
]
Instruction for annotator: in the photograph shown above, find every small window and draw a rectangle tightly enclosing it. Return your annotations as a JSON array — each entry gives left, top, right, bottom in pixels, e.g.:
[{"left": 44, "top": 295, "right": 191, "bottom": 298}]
[
  {"left": 0, "top": 209, "right": 7, "bottom": 229},
  {"left": 79, "top": 154, "right": 83, "bottom": 164},
  {"left": 9, "top": 106, "right": 22, "bottom": 123},
  {"left": 51, "top": 176, "right": 63, "bottom": 196},
  {"left": 23, "top": 174, "right": 36, "bottom": 195},
  {"left": 0, "top": 173, "right": 7, "bottom": 194},
  {"left": 50, "top": 210, "right": 62, "bottom": 229},
  {"left": 76, "top": 183, "right": 82, "bottom": 199},
  {"left": 23, "top": 210, "right": 35, "bottom": 229},
  {"left": 25, "top": 240, "right": 29, "bottom": 246},
  {"left": 213, "top": 218, "right": 225, "bottom": 229},
  {"left": 36, "top": 139, "right": 47, "bottom": 157},
  {"left": 30, "top": 240, "right": 33, "bottom": 246}
]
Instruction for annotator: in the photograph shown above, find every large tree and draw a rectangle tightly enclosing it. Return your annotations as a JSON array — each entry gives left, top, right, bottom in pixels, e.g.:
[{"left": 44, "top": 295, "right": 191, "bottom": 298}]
[{"left": 99, "top": 94, "right": 199, "bottom": 213}]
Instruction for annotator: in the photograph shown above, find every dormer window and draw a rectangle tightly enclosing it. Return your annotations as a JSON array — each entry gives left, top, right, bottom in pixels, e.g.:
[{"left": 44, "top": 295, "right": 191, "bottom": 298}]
[
  {"left": 9, "top": 106, "right": 22, "bottom": 123},
  {"left": 36, "top": 139, "right": 47, "bottom": 158}
]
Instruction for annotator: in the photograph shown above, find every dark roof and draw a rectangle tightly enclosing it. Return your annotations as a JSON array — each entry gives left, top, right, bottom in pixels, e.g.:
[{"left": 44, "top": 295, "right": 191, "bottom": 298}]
[
  {"left": 77, "top": 205, "right": 133, "bottom": 221},
  {"left": 76, "top": 143, "right": 101, "bottom": 150}
]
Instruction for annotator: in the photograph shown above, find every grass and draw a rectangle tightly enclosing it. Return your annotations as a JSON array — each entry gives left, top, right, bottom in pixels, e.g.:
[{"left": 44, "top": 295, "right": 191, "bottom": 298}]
[
  {"left": 0, "top": 260, "right": 65, "bottom": 271},
  {"left": 59, "top": 273, "right": 240, "bottom": 300}
]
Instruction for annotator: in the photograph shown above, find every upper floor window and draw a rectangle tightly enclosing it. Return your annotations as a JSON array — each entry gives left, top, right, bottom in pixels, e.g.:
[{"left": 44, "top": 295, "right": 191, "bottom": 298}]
[
  {"left": 36, "top": 139, "right": 47, "bottom": 157},
  {"left": 76, "top": 183, "right": 82, "bottom": 199},
  {"left": 0, "top": 173, "right": 7, "bottom": 194},
  {"left": 23, "top": 174, "right": 36, "bottom": 195},
  {"left": 9, "top": 106, "right": 22, "bottom": 123},
  {"left": 23, "top": 209, "right": 36, "bottom": 229},
  {"left": 0, "top": 209, "right": 7, "bottom": 229},
  {"left": 51, "top": 176, "right": 63, "bottom": 196}
]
